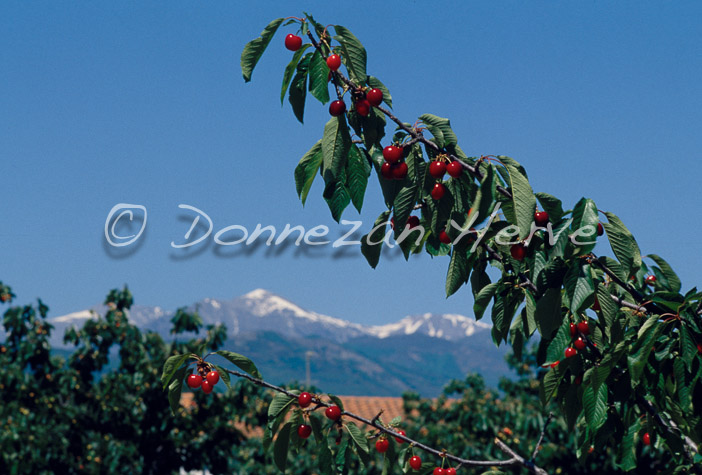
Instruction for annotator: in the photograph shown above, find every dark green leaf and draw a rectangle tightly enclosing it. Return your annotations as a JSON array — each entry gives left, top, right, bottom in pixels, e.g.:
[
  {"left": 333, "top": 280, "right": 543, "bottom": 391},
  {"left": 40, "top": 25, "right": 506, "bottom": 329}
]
[
  {"left": 582, "top": 383, "right": 608, "bottom": 432},
  {"left": 344, "top": 422, "right": 369, "bottom": 454},
  {"left": 535, "top": 192, "right": 564, "bottom": 222},
  {"left": 294, "top": 140, "right": 323, "bottom": 205},
  {"left": 603, "top": 211, "right": 642, "bottom": 276},
  {"left": 498, "top": 156, "right": 536, "bottom": 240},
  {"left": 322, "top": 116, "right": 352, "bottom": 181},
  {"left": 346, "top": 144, "right": 370, "bottom": 213},
  {"left": 215, "top": 350, "right": 263, "bottom": 379},
  {"left": 241, "top": 18, "right": 284, "bottom": 82},
  {"left": 474, "top": 282, "right": 498, "bottom": 320},
  {"left": 446, "top": 247, "right": 470, "bottom": 297},
  {"left": 535, "top": 288, "right": 563, "bottom": 339},
  {"left": 419, "top": 114, "right": 457, "bottom": 148},
  {"left": 646, "top": 254, "right": 681, "bottom": 293},
  {"left": 167, "top": 367, "right": 187, "bottom": 415},
  {"left": 288, "top": 53, "right": 311, "bottom": 123},
  {"left": 333, "top": 25, "right": 367, "bottom": 85},
  {"left": 161, "top": 353, "right": 193, "bottom": 390},
  {"left": 308, "top": 50, "right": 331, "bottom": 104},
  {"left": 361, "top": 211, "right": 391, "bottom": 268},
  {"left": 273, "top": 421, "right": 292, "bottom": 472},
  {"left": 281, "top": 44, "right": 311, "bottom": 104}
]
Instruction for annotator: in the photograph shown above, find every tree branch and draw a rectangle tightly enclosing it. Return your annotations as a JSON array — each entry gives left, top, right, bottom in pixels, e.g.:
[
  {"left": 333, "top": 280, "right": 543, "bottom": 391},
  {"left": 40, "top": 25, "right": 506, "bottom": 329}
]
[{"left": 221, "top": 366, "right": 549, "bottom": 473}]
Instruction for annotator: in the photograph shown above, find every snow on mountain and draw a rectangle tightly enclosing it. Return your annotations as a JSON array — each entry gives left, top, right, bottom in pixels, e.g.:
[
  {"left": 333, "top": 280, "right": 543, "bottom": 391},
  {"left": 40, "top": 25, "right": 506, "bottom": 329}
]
[
  {"left": 47, "top": 289, "right": 490, "bottom": 346},
  {"left": 368, "top": 313, "right": 491, "bottom": 341}
]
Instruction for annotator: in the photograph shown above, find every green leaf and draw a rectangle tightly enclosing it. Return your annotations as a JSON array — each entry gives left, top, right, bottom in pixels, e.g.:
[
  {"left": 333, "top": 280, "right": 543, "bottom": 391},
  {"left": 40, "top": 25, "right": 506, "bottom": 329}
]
[
  {"left": 310, "top": 414, "right": 333, "bottom": 475},
  {"left": 327, "top": 394, "right": 345, "bottom": 411},
  {"left": 535, "top": 287, "right": 563, "bottom": 339},
  {"left": 167, "top": 366, "right": 187, "bottom": 415},
  {"left": 603, "top": 212, "right": 642, "bottom": 276},
  {"left": 469, "top": 164, "right": 495, "bottom": 225},
  {"left": 627, "top": 316, "right": 663, "bottom": 382},
  {"left": 366, "top": 75, "right": 392, "bottom": 108},
  {"left": 323, "top": 180, "right": 351, "bottom": 222},
  {"left": 333, "top": 25, "right": 367, "bottom": 85},
  {"left": 288, "top": 53, "right": 311, "bottom": 123},
  {"left": 161, "top": 353, "right": 193, "bottom": 390},
  {"left": 322, "top": 116, "right": 352, "bottom": 181},
  {"left": 215, "top": 350, "right": 263, "bottom": 379},
  {"left": 540, "top": 359, "right": 570, "bottom": 406},
  {"left": 473, "top": 282, "right": 499, "bottom": 320},
  {"left": 446, "top": 247, "right": 470, "bottom": 297},
  {"left": 646, "top": 254, "right": 681, "bottom": 293},
  {"left": 344, "top": 422, "right": 369, "bottom": 455},
  {"left": 241, "top": 18, "right": 284, "bottom": 82},
  {"left": 617, "top": 418, "right": 640, "bottom": 470},
  {"left": 582, "top": 383, "right": 608, "bottom": 432},
  {"left": 392, "top": 185, "right": 419, "bottom": 239},
  {"left": 570, "top": 198, "right": 599, "bottom": 254},
  {"left": 294, "top": 140, "right": 323, "bottom": 205},
  {"left": 498, "top": 156, "right": 536, "bottom": 240},
  {"left": 535, "top": 192, "right": 564, "bottom": 223},
  {"left": 681, "top": 325, "right": 698, "bottom": 370},
  {"left": 212, "top": 364, "right": 231, "bottom": 390},
  {"left": 546, "top": 318, "right": 572, "bottom": 364},
  {"left": 274, "top": 421, "right": 292, "bottom": 472},
  {"left": 346, "top": 144, "right": 371, "bottom": 213},
  {"left": 419, "top": 114, "right": 458, "bottom": 148},
  {"left": 361, "top": 211, "right": 390, "bottom": 269},
  {"left": 565, "top": 262, "right": 595, "bottom": 314},
  {"left": 308, "top": 50, "right": 331, "bottom": 104},
  {"left": 596, "top": 284, "right": 618, "bottom": 337},
  {"left": 281, "top": 44, "right": 311, "bottom": 104}
]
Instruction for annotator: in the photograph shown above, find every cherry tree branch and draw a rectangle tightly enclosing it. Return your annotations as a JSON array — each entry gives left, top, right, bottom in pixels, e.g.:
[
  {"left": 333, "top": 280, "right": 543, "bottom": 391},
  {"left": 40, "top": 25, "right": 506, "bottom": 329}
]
[{"left": 220, "top": 366, "right": 550, "bottom": 474}]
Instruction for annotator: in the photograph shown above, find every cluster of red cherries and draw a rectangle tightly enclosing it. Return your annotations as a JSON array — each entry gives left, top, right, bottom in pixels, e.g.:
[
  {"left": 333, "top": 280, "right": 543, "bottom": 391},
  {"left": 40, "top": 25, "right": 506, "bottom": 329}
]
[{"left": 186, "top": 368, "right": 220, "bottom": 394}]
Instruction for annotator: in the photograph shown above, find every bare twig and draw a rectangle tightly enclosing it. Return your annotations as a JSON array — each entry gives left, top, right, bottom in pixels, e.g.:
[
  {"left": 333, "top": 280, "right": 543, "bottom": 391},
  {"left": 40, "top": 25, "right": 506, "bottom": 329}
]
[{"left": 531, "top": 412, "right": 554, "bottom": 461}]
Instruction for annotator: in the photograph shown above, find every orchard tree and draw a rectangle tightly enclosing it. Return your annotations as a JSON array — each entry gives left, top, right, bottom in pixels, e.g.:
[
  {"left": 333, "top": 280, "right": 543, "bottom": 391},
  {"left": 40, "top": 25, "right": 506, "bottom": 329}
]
[{"left": 164, "top": 13, "right": 702, "bottom": 474}]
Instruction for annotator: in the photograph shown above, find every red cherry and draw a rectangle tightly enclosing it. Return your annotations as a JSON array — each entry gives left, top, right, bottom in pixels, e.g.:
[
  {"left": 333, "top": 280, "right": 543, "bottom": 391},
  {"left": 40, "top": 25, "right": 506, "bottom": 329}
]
[
  {"left": 326, "top": 54, "right": 342, "bottom": 71},
  {"left": 392, "top": 162, "right": 408, "bottom": 180},
  {"left": 569, "top": 323, "right": 577, "bottom": 338},
  {"left": 297, "top": 424, "right": 312, "bottom": 439},
  {"left": 574, "top": 337, "right": 586, "bottom": 351},
  {"left": 205, "top": 371, "right": 219, "bottom": 386},
  {"left": 367, "top": 88, "right": 383, "bottom": 107},
  {"left": 433, "top": 468, "right": 445, "bottom": 475},
  {"left": 325, "top": 405, "right": 341, "bottom": 421},
  {"left": 565, "top": 347, "right": 577, "bottom": 358},
  {"left": 445, "top": 469, "right": 457, "bottom": 475},
  {"left": 394, "top": 429, "right": 406, "bottom": 444},
  {"left": 407, "top": 216, "right": 420, "bottom": 229},
  {"left": 431, "top": 183, "right": 446, "bottom": 200},
  {"left": 298, "top": 391, "right": 312, "bottom": 408},
  {"left": 390, "top": 217, "right": 395, "bottom": 230},
  {"left": 592, "top": 297, "right": 601, "bottom": 312},
  {"left": 355, "top": 99, "right": 371, "bottom": 117},
  {"left": 574, "top": 375, "right": 583, "bottom": 385},
  {"left": 596, "top": 222, "right": 604, "bottom": 236},
  {"left": 375, "top": 438, "right": 389, "bottom": 453},
  {"left": 201, "top": 380, "right": 214, "bottom": 394},
  {"left": 550, "top": 360, "right": 560, "bottom": 368},
  {"left": 429, "top": 161, "right": 447, "bottom": 178},
  {"left": 645, "top": 275, "right": 657, "bottom": 286},
  {"left": 284, "top": 34, "right": 302, "bottom": 51},
  {"left": 577, "top": 321, "right": 590, "bottom": 335},
  {"left": 381, "top": 162, "right": 393, "bottom": 179},
  {"left": 446, "top": 161, "right": 462, "bottom": 178},
  {"left": 534, "top": 211, "right": 549, "bottom": 227},
  {"left": 383, "top": 145, "right": 403, "bottom": 163},
  {"left": 697, "top": 343, "right": 702, "bottom": 354},
  {"left": 643, "top": 432, "right": 651, "bottom": 446},
  {"left": 409, "top": 456, "right": 422, "bottom": 470},
  {"left": 329, "top": 100, "right": 346, "bottom": 117},
  {"left": 439, "top": 230, "right": 451, "bottom": 244},
  {"left": 186, "top": 374, "right": 202, "bottom": 389},
  {"left": 510, "top": 243, "right": 526, "bottom": 261}
]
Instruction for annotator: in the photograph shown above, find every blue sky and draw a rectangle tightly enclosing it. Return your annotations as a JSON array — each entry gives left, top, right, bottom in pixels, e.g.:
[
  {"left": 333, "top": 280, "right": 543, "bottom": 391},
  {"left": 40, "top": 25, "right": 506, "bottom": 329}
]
[{"left": 2, "top": 1, "right": 701, "bottom": 326}]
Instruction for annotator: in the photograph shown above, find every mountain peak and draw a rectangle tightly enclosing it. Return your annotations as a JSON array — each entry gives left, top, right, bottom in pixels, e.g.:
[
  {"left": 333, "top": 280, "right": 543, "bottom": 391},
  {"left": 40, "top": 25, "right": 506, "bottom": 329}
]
[{"left": 241, "top": 288, "right": 274, "bottom": 300}]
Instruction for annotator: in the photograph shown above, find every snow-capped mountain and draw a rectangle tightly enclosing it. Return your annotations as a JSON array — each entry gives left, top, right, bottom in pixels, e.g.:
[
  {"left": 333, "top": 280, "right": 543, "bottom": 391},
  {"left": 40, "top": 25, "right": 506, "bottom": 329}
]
[
  {"left": 368, "top": 313, "right": 491, "bottom": 341},
  {"left": 46, "top": 289, "right": 491, "bottom": 347}
]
